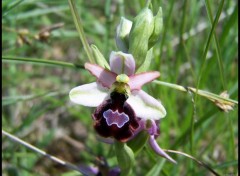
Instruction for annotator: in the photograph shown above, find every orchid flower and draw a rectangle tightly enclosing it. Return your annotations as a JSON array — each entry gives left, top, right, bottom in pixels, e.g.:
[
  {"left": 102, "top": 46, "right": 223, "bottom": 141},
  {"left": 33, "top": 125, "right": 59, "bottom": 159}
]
[{"left": 69, "top": 51, "right": 176, "bottom": 163}]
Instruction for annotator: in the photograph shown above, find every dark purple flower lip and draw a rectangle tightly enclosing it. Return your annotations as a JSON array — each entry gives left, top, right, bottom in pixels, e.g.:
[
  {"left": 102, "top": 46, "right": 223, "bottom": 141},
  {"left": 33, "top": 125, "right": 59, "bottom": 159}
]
[{"left": 92, "top": 91, "right": 139, "bottom": 142}]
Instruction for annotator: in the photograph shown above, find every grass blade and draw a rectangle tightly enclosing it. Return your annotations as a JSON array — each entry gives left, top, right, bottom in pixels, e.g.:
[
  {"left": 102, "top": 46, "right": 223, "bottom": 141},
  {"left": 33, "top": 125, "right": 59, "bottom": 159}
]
[
  {"left": 2, "top": 55, "right": 84, "bottom": 69},
  {"left": 68, "top": 0, "right": 95, "bottom": 63},
  {"left": 2, "top": 130, "right": 95, "bottom": 175},
  {"left": 164, "top": 149, "right": 220, "bottom": 176},
  {"left": 205, "top": 0, "right": 226, "bottom": 90}
]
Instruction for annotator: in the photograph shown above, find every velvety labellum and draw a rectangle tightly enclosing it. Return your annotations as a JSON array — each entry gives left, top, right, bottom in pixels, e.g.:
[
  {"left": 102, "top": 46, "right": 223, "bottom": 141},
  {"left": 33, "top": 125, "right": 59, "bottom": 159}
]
[{"left": 103, "top": 109, "right": 129, "bottom": 128}]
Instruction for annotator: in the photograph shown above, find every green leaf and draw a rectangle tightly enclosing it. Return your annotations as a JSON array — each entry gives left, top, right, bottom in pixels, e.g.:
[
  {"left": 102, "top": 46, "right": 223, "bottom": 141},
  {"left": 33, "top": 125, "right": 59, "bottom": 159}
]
[
  {"left": 91, "top": 44, "right": 110, "bottom": 69},
  {"left": 148, "top": 7, "right": 163, "bottom": 49},
  {"left": 114, "top": 141, "right": 135, "bottom": 176},
  {"left": 127, "top": 131, "right": 149, "bottom": 155},
  {"left": 2, "top": 56, "right": 84, "bottom": 69},
  {"left": 129, "top": 7, "right": 154, "bottom": 68},
  {"left": 2, "top": 0, "right": 24, "bottom": 17},
  {"left": 146, "top": 159, "right": 166, "bottom": 176}
]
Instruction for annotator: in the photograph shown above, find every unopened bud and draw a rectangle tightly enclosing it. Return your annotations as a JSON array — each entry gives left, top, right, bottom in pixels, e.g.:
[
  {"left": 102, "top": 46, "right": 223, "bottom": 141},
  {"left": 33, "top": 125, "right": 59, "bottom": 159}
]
[
  {"left": 115, "top": 17, "right": 132, "bottom": 52},
  {"left": 148, "top": 7, "right": 163, "bottom": 49},
  {"left": 129, "top": 8, "right": 154, "bottom": 68}
]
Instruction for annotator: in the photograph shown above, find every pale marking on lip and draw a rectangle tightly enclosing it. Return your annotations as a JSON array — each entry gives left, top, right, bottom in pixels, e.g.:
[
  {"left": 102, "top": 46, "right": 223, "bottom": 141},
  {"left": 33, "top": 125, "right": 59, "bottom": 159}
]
[{"left": 103, "top": 109, "right": 129, "bottom": 128}]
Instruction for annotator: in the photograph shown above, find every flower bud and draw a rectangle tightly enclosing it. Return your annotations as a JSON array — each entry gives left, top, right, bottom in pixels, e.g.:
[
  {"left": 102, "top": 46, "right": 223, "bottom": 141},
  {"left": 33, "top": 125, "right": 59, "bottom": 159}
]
[
  {"left": 148, "top": 7, "right": 163, "bottom": 49},
  {"left": 129, "top": 7, "right": 154, "bottom": 68},
  {"left": 115, "top": 17, "right": 132, "bottom": 52},
  {"left": 136, "top": 48, "right": 153, "bottom": 73}
]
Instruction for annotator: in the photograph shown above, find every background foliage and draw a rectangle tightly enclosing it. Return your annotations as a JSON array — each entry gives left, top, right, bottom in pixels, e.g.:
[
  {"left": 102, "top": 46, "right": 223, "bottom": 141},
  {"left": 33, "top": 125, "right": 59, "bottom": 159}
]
[{"left": 2, "top": 0, "right": 238, "bottom": 175}]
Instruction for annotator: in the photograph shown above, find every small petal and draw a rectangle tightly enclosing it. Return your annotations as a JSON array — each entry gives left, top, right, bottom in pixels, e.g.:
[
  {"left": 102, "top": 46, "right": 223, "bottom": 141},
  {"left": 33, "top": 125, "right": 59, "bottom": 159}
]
[
  {"left": 85, "top": 63, "right": 117, "bottom": 88},
  {"left": 128, "top": 71, "right": 160, "bottom": 90},
  {"left": 110, "top": 51, "right": 135, "bottom": 76},
  {"left": 126, "top": 90, "right": 166, "bottom": 120},
  {"left": 69, "top": 82, "right": 108, "bottom": 107},
  {"left": 149, "top": 135, "right": 177, "bottom": 164}
]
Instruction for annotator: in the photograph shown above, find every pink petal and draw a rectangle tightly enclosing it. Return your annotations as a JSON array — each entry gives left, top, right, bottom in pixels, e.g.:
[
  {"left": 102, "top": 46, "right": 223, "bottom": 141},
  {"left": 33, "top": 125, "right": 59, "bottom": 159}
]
[
  {"left": 126, "top": 90, "right": 166, "bottom": 120},
  {"left": 149, "top": 135, "right": 177, "bottom": 164},
  {"left": 109, "top": 51, "right": 135, "bottom": 76},
  {"left": 128, "top": 71, "right": 160, "bottom": 90},
  {"left": 85, "top": 63, "right": 117, "bottom": 88}
]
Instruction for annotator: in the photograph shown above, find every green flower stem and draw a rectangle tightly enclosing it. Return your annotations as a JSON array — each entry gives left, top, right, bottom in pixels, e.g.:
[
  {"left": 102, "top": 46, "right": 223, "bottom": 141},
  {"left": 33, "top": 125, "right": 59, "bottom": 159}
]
[
  {"left": 153, "top": 80, "right": 238, "bottom": 105},
  {"left": 114, "top": 141, "right": 134, "bottom": 176},
  {"left": 2, "top": 56, "right": 84, "bottom": 69},
  {"left": 164, "top": 149, "right": 220, "bottom": 176},
  {"left": 68, "top": 0, "right": 95, "bottom": 63}
]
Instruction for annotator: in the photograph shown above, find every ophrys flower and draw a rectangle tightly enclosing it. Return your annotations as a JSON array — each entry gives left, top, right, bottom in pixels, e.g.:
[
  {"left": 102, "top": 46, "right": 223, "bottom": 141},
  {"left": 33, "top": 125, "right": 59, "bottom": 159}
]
[{"left": 69, "top": 51, "right": 176, "bottom": 163}]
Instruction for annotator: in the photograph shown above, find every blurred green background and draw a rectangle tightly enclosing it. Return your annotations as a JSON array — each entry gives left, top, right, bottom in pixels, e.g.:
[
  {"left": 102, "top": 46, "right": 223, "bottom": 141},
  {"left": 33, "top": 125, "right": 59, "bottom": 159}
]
[{"left": 2, "top": 0, "right": 238, "bottom": 175}]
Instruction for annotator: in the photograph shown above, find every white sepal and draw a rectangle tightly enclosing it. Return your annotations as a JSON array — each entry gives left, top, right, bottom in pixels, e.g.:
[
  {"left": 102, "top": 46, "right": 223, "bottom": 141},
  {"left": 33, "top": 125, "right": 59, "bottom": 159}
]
[
  {"left": 127, "top": 90, "right": 166, "bottom": 120},
  {"left": 69, "top": 82, "right": 108, "bottom": 107}
]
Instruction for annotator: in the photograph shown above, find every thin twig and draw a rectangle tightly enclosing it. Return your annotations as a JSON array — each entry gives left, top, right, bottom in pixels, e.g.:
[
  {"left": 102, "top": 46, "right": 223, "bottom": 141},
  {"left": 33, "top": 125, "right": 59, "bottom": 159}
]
[{"left": 164, "top": 149, "right": 220, "bottom": 176}]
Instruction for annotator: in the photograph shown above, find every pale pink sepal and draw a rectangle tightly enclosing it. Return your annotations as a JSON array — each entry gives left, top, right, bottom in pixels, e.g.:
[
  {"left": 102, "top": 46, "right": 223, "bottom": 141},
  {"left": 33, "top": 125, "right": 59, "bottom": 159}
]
[
  {"left": 85, "top": 63, "right": 117, "bottom": 88},
  {"left": 126, "top": 90, "right": 166, "bottom": 120},
  {"left": 109, "top": 51, "right": 135, "bottom": 76},
  {"left": 69, "top": 82, "right": 109, "bottom": 107},
  {"left": 149, "top": 135, "right": 177, "bottom": 164},
  {"left": 128, "top": 71, "right": 160, "bottom": 90}
]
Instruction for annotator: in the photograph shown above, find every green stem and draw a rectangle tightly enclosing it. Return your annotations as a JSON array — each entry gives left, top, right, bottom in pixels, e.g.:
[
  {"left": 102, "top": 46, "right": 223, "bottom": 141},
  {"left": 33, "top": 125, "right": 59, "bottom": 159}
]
[
  {"left": 165, "top": 149, "right": 220, "bottom": 176},
  {"left": 227, "top": 114, "right": 236, "bottom": 161},
  {"left": 68, "top": 0, "right": 95, "bottom": 63},
  {"left": 205, "top": 0, "right": 226, "bottom": 90},
  {"left": 193, "top": 0, "right": 225, "bottom": 156},
  {"left": 153, "top": 80, "right": 238, "bottom": 105},
  {"left": 195, "top": 0, "right": 225, "bottom": 98},
  {"left": 2, "top": 55, "right": 84, "bottom": 69},
  {"left": 104, "top": 0, "right": 112, "bottom": 56}
]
